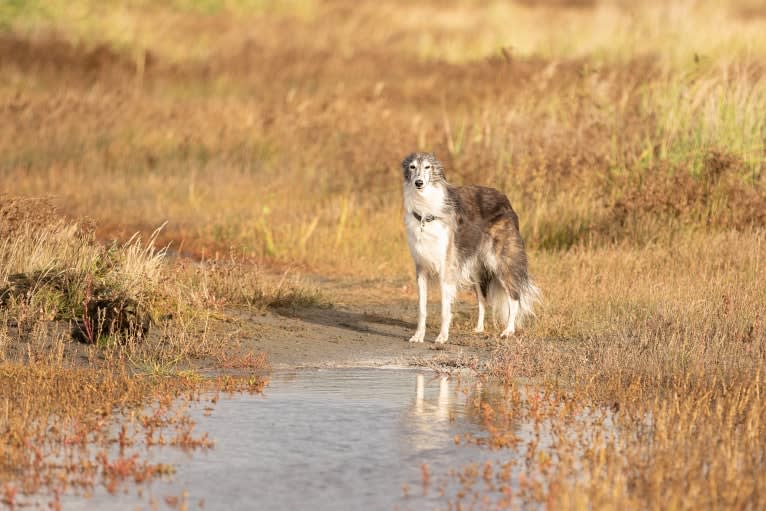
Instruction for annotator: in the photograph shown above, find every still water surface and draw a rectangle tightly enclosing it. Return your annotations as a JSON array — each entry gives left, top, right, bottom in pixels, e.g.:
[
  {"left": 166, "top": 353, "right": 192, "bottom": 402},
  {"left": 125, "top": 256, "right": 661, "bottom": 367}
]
[{"left": 65, "top": 368, "right": 527, "bottom": 510}]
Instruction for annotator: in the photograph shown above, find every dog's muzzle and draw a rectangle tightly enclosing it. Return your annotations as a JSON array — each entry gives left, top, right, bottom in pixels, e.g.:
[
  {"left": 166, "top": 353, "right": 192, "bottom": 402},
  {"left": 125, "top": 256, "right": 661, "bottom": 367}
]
[{"left": 414, "top": 179, "right": 424, "bottom": 189}]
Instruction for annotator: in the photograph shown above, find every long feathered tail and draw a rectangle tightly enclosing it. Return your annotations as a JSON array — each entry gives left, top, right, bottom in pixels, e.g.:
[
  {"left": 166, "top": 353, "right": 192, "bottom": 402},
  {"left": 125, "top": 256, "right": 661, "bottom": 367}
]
[{"left": 488, "top": 276, "right": 541, "bottom": 328}]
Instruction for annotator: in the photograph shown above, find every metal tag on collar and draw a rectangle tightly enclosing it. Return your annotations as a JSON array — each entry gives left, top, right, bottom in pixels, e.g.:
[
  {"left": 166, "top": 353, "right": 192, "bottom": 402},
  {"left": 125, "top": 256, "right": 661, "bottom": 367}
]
[
  {"left": 413, "top": 211, "right": 435, "bottom": 232},
  {"left": 413, "top": 211, "right": 435, "bottom": 222}
]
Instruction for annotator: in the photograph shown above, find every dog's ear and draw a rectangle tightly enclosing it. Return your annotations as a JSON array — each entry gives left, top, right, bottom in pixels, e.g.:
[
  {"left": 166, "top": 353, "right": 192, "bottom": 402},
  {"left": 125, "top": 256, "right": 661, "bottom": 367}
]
[
  {"left": 425, "top": 153, "right": 445, "bottom": 180},
  {"left": 402, "top": 153, "right": 417, "bottom": 179}
]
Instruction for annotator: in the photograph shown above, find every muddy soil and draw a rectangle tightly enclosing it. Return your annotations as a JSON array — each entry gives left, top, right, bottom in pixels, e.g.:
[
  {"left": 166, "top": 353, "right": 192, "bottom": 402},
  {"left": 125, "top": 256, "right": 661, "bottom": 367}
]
[
  {"left": 234, "top": 275, "right": 499, "bottom": 370},
  {"left": 211, "top": 273, "right": 496, "bottom": 369},
  {"left": 231, "top": 291, "right": 494, "bottom": 369}
]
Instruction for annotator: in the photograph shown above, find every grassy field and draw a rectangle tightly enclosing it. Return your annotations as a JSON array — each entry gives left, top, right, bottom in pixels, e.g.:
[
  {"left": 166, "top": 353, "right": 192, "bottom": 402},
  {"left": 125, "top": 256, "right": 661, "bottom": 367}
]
[{"left": 2, "top": 0, "right": 766, "bottom": 508}]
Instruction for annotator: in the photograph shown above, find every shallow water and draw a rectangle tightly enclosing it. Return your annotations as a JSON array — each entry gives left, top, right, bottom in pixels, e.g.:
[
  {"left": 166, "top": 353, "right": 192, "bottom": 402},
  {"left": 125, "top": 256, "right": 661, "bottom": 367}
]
[{"left": 62, "top": 368, "right": 538, "bottom": 510}]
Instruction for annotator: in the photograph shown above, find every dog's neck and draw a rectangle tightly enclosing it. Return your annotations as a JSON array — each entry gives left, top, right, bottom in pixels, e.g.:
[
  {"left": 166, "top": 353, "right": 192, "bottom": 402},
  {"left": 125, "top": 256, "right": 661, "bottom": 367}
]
[{"left": 404, "top": 182, "right": 449, "bottom": 218}]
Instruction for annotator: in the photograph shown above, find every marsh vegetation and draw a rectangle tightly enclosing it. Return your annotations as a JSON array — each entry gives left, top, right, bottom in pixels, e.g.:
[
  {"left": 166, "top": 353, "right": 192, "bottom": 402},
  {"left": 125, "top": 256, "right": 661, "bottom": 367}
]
[{"left": 1, "top": 0, "right": 765, "bottom": 508}]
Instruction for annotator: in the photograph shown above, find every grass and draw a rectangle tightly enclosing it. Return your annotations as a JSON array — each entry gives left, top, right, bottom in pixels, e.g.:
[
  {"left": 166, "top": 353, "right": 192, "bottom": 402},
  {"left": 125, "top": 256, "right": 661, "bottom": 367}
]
[
  {"left": 1, "top": 6, "right": 764, "bottom": 268},
  {"left": 1, "top": 0, "right": 766, "bottom": 508},
  {"left": 0, "top": 200, "right": 319, "bottom": 359},
  {"left": 489, "top": 230, "right": 766, "bottom": 382},
  {"left": 0, "top": 201, "right": 301, "bottom": 504},
  {"left": 648, "top": 61, "right": 766, "bottom": 176},
  {"left": 456, "top": 228, "right": 766, "bottom": 508}
]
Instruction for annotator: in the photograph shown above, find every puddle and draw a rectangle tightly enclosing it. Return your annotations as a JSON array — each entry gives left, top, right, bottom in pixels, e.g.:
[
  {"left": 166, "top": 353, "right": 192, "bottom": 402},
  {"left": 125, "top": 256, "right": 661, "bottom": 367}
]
[{"left": 56, "top": 368, "right": 602, "bottom": 510}]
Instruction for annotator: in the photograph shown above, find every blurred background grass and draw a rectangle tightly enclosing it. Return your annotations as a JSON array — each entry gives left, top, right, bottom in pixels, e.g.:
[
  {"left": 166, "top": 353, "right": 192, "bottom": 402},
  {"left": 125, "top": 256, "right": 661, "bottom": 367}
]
[{"left": 1, "top": 0, "right": 764, "bottom": 275}]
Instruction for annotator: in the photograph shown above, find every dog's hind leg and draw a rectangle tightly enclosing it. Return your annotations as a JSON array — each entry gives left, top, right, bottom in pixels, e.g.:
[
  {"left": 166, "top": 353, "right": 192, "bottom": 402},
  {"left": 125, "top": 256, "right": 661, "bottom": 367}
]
[
  {"left": 434, "top": 279, "right": 456, "bottom": 344},
  {"left": 500, "top": 297, "right": 519, "bottom": 338},
  {"left": 409, "top": 270, "right": 428, "bottom": 343},
  {"left": 473, "top": 283, "right": 486, "bottom": 333},
  {"left": 496, "top": 278, "right": 520, "bottom": 338}
]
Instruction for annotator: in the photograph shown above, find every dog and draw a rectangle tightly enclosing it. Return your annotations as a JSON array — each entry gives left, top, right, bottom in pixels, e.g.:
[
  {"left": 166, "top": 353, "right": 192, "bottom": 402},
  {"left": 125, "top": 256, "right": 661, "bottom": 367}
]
[{"left": 402, "top": 152, "right": 539, "bottom": 344}]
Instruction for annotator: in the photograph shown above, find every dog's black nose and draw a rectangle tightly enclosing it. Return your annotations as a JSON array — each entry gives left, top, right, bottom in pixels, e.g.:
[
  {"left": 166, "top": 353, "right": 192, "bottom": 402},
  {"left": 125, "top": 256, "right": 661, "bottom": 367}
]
[{"left": 414, "top": 179, "right": 424, "bottom": 188}]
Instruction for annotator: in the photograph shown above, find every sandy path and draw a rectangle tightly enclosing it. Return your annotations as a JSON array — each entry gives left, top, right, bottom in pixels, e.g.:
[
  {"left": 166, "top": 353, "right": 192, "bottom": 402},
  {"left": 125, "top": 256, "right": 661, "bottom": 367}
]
[{"left": 231, "top": 278, "right": 495, "bottom": 369}]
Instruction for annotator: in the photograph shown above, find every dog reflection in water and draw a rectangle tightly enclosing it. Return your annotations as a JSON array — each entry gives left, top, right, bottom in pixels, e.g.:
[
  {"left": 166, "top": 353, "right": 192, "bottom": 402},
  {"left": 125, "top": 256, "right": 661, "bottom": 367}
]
[{"left": 414, "top": 374, "right": 451, "bottom": 420}]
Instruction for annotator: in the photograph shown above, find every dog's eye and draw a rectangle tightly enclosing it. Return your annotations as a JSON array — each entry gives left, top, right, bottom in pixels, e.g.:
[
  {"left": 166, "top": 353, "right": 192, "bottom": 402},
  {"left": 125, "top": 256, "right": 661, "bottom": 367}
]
[
  {"left": 425, "top": 165, "right": 431, "bottom": 170},
  {"left": 409, "top": 164, "right": 416, "bottom": 170}
]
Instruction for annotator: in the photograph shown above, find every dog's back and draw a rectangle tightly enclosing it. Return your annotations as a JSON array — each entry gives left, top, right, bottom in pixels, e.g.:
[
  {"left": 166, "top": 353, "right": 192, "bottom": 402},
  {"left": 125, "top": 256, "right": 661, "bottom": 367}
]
[{"left": 448, "top": 185, "right": 519, "bottom": 230}]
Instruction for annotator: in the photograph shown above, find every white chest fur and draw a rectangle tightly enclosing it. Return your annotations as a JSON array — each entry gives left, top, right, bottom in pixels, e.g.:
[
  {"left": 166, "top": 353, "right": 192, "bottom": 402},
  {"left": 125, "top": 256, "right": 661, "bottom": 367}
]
[
  {"left": 403, "top": 184, "right": 451, "bottom": 274},
  {"left": 405, "top": 214, "right": 450, "bottom": 273}
]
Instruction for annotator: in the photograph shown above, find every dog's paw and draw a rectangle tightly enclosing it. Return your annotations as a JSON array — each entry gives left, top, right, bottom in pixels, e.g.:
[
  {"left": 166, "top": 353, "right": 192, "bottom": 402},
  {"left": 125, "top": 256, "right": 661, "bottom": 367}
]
[
  {"left": 433, "top": 332, "right": 449, "bottom": 344},
  {"left": 473, "top": 325, "right": 485, "bottom": 334},
  {"left": 409, "top": 331, "right": 425, "bottom": 343},
  {"left": 499, "top": 329, "right": 515, "bottom": 339}
]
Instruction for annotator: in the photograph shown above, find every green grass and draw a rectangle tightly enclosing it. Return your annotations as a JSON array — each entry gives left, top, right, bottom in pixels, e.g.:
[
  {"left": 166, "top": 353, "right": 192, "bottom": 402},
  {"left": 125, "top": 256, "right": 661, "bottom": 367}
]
[{"left": 648, "top": 62, "right": 766, "bottom": 177}]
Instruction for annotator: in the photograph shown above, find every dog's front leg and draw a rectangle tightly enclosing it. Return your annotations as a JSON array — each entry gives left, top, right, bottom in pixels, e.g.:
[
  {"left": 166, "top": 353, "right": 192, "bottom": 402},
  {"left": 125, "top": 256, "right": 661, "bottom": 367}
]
[
  {"left": 434, "top": 279, "right": 456, "bottom": 344},
  {"left": 409, "top": 270, "right": 428, "bottom": 343}
]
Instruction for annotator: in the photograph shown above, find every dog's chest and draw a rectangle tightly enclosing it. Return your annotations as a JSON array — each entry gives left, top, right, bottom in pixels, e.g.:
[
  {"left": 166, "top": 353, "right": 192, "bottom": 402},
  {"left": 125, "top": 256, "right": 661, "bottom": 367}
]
[{"left": 405, "top": 214, "right": 450, "bottom": 271}]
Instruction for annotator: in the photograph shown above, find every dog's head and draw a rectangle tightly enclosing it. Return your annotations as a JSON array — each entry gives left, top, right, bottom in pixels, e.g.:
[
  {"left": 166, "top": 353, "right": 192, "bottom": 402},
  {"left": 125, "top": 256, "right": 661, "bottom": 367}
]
[{"left": 402, "top": 152, "right": 445, "bottom": 192}]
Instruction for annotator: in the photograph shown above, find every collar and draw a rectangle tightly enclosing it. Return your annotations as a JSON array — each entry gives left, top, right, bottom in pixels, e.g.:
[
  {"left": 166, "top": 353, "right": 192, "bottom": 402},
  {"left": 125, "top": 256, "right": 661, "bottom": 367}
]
[{"left": 413, "top": 211, "right": 436, "bottom": 223}]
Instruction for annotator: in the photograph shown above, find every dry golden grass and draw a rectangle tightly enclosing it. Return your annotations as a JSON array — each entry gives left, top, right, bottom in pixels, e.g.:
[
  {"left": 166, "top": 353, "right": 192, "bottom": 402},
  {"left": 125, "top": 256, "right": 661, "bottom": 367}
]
[
  {"left": 1, "top": 0, "right": 766, "bottom": 508},
  {"left": 458, "top": 230, "right": 766, "bottom": 509},
  {"left": 1, "top": 1, "right": 764, "bottom": 272},
  {"left": 0, "top": 200, "right": 318, "bottom": 363},
  {"left": 493, "top": 230, "right": 765, "bottom": 380}
]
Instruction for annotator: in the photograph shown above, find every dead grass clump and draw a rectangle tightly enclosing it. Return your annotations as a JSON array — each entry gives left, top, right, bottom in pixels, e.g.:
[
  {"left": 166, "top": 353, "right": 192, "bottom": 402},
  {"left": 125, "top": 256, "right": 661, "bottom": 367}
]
[
  {"left": 216, "top": 350, "right": 268, "bottom": 370},
  {"left": 70, "top": 295, "right": 151, "bottom": 344},
  {"left": 0, "top": 221, "right": 164, "bottom": 346},
  {"left": 0, "top": 205, "right": 322, "bottom": 370}
]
